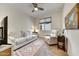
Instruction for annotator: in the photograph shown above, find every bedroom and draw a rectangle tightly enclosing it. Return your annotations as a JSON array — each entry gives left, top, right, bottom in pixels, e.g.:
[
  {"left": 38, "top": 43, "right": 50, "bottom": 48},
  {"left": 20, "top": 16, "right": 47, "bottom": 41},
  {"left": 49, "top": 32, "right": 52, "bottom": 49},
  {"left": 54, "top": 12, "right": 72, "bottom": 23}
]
[{"left": 0, "top": 3, "right": 79, "bottom": 56}]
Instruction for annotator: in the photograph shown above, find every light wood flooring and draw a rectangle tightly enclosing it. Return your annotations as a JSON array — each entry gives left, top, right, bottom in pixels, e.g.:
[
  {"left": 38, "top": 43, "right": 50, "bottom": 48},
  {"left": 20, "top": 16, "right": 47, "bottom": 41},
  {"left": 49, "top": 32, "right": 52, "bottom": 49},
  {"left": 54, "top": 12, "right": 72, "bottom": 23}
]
[
  {"left": 47, "top": 45, "right": 68, "bottom": 56},
  {"left": 40, "top": 38, "right": 68, "bottom": 56}
]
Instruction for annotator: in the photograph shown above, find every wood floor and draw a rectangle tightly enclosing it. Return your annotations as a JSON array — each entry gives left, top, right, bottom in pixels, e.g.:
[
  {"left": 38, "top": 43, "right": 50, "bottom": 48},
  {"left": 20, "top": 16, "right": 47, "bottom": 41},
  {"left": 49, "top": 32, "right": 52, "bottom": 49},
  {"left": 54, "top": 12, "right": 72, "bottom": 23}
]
[
  {"left": 47, "top": 45, "right": 68, "bottom": 56},
  {"left": 40, "top": 38, "right": 68, "bottom": 56},
  {"left": 14, "top": 38, "right": 68, "bottom": 56}
]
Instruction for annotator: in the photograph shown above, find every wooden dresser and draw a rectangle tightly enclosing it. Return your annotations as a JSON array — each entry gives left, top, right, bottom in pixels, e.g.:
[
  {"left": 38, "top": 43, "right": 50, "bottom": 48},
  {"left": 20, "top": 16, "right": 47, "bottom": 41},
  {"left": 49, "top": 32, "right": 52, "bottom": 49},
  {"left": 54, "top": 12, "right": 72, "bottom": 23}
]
[
  {"left": 57, "top": 35, "right": 65, "bottom": 51},
  {"left": 0, "top": 45, "right": 12, "bottom": 56}
]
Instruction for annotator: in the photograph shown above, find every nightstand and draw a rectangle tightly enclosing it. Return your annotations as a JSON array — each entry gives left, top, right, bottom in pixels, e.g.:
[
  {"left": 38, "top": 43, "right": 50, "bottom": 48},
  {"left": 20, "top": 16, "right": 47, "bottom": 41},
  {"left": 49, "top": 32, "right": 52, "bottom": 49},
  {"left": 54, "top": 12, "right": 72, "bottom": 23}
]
[
  {"left": 0, "top": 45, "right": 12, "bottom": 56},
  {"left": 57, "top": 35, "right": 65, "bottom": 51}
]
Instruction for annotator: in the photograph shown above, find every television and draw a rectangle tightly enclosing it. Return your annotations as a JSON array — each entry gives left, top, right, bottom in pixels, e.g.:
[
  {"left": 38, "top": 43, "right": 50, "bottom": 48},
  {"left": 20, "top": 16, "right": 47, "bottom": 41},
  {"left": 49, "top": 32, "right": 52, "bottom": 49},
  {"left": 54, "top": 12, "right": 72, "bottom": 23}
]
[
  {"left": 0, "top": 16, "right": 8, "bottom": 45},
  {"left": 0, "top": 27, "right": 3, "bottom": 45}
]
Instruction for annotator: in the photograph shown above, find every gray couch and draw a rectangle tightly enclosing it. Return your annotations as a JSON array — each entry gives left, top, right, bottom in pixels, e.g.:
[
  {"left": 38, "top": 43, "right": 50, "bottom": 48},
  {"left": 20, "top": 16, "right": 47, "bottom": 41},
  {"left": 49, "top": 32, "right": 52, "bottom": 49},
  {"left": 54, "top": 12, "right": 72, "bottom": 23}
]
[{"left": 8, "top": 31, "right": 38, "bottom": 50}]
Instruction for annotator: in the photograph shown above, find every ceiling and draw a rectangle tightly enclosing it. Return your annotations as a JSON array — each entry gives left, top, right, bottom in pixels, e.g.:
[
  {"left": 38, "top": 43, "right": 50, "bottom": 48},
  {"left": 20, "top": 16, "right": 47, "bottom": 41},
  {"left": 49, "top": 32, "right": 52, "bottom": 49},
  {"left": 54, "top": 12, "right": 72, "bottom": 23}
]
[{"left": 0, "top": 3, "right": 64, "bottom": 18}]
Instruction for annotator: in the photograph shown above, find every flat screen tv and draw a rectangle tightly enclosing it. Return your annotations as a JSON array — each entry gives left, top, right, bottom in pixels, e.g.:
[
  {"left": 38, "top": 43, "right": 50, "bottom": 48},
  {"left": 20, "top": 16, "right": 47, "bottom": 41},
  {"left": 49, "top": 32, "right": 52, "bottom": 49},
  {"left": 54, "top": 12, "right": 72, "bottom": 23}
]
[
  {"left": 0, "top": 16, "right": 8, "bottom": 45},
  {"left": 0, "top": 27, "right": 3, "bottom": 45}
]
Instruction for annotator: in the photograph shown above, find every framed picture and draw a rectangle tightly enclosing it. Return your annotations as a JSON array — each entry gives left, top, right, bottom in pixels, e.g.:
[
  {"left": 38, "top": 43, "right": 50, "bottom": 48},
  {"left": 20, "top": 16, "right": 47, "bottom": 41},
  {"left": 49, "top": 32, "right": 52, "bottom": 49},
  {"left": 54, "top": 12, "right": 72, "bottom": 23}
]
[{"left": 65, "top": 4, "right": 79, "bottom": 29}]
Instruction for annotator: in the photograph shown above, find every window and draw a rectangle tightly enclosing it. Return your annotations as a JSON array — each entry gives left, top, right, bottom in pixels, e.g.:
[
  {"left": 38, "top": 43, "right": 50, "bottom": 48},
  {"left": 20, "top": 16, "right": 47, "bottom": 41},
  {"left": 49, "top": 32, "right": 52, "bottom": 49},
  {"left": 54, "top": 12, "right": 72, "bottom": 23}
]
[{"left": 40, "top": 17, "right": 52, "bottom": 31}]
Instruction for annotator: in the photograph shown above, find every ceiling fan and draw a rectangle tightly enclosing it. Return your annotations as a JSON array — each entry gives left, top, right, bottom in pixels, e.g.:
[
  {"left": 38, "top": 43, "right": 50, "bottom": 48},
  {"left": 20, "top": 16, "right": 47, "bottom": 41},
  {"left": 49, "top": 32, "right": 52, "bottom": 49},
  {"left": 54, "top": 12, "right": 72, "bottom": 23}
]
[{"left": 32, "top": 3, "right": 44, "bottom": 12}]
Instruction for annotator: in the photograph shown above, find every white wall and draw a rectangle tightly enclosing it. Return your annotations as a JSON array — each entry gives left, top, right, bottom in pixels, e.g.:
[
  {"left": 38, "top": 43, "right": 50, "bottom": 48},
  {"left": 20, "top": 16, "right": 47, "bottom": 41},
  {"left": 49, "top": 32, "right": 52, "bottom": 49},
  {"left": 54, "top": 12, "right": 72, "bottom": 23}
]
[
  {"left": 0, "top": 5, "right": 33, "bottom": 33},
  {"left": 62, "top": 3, "right": 79, "bottom": 56},
  {"left": 33, "top": 10, "right": 63, "bottom": 37},
  {"left": 64, "top": 30, "right": 79, "bottom": 56}
]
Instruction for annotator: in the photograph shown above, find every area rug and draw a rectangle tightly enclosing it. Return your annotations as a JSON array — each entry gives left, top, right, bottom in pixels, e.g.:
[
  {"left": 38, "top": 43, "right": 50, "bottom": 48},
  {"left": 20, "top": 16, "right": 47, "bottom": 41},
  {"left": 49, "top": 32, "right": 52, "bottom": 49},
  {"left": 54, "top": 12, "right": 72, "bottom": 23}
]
[{"left": 14, "top": 39, "right": 54, "bottom": 56}]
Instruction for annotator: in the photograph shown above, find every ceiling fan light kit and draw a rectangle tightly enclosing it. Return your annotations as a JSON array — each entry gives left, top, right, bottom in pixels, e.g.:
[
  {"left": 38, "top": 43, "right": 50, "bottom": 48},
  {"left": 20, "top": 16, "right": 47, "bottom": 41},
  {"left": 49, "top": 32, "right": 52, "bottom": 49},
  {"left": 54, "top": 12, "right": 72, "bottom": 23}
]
[
  {"left": 32, "top": 3, "right": 44, "bottom": 12},
  {"left": 34, "top": 7, "right": 38, "bottom": 11}
]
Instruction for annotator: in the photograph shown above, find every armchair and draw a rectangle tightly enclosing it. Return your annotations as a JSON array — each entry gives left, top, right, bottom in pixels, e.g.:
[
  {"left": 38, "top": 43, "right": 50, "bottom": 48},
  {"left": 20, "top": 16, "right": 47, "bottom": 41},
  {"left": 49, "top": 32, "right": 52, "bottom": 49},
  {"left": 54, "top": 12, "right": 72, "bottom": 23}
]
[{"left": 45, "top": 30, "right": 57, "bottom": 45}]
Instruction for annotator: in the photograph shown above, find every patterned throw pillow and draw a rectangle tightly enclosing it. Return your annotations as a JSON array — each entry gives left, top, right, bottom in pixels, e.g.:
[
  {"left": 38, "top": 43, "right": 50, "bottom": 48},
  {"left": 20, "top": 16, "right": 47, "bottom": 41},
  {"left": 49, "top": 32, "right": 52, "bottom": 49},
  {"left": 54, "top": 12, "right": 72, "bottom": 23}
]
[{"left": 20, "top": 31, "right": 26, "bottom": 37}]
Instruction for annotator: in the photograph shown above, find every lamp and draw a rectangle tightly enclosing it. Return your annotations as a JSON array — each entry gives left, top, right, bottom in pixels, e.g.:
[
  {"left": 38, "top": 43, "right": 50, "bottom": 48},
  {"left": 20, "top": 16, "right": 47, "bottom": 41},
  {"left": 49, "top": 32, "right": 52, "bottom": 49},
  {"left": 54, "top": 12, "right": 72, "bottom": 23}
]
[
  {"left": 36, "top": 29, "right": 39, "bottom": 33},
  {"left": 32, "top": 29, "right": 39, "bottom": 34},
  {"left": 32, "top": 29, "right": 34, "bottom": 32}
]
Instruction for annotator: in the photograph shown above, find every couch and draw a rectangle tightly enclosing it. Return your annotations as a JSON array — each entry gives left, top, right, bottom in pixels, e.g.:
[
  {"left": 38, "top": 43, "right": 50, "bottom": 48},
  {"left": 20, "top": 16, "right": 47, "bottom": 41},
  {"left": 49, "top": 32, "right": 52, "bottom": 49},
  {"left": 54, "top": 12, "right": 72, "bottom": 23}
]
[{"left": 8, "top": 31, "right": 38, "bottom": 50}]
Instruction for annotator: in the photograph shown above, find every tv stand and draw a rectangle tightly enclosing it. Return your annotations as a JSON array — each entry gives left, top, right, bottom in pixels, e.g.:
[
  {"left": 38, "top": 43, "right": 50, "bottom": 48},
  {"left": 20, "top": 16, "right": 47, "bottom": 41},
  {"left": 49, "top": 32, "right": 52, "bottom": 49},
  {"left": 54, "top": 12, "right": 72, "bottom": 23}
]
[{"left": 0, "top": 44, "right": 12, "bottom": 56}]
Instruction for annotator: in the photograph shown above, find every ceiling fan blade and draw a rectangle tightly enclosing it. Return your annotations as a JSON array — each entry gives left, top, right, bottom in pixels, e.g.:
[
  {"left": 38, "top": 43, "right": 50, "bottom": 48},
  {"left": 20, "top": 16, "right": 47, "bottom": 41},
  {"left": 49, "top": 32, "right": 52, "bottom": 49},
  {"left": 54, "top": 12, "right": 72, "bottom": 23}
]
[
  {"left": 38, "top": 7, "right": 44, "bottom": 10},
  {"left": 32, "top": 10, "right": 35, "bottom": 12},
  {"left": 32, "top": 3, "right": 37, "bottom": 7}
]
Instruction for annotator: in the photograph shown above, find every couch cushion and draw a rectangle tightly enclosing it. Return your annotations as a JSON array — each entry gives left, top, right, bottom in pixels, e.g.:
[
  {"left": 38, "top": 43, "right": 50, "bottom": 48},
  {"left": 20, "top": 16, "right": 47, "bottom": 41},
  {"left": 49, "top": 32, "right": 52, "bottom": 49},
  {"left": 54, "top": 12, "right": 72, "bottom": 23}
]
[{"left": 9, "top": 31, "right": 22, "bottom": 38}]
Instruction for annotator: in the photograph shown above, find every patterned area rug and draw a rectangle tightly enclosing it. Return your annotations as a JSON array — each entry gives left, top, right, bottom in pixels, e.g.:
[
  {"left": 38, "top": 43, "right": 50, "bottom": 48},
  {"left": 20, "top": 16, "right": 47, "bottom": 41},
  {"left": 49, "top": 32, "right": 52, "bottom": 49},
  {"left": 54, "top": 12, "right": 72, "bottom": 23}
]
[{"left": 14, "top": 39, "right": 54, "bottom": 56}]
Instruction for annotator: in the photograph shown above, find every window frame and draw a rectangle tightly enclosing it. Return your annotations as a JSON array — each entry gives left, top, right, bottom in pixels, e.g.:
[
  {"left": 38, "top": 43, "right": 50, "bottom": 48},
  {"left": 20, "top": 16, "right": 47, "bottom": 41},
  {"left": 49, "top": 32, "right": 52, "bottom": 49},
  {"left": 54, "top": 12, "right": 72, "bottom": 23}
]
[{"left": 39, "top": 17, "right": 52, "bottom": 31}]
